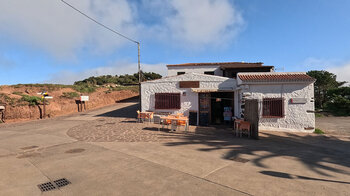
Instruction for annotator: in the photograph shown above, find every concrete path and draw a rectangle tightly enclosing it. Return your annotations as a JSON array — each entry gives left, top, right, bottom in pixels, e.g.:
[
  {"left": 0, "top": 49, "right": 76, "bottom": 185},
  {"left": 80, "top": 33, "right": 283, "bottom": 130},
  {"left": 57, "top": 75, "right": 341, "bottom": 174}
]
[{"left": 0, "top": 101, "right": 349, "bottom": 195}]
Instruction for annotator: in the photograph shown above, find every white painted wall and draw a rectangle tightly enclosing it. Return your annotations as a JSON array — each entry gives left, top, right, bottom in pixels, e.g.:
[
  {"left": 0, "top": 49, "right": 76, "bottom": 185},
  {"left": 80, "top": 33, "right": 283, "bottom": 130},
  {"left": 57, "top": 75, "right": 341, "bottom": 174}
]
[
  {"left": 241, "top": 83, "right": 315, "bottom": 132},
  {"left": 167, "top": 65, "right": 222, "bottom": 76},
  {"left": 141, "top": 73, "right": 236, "bottom": 119}
]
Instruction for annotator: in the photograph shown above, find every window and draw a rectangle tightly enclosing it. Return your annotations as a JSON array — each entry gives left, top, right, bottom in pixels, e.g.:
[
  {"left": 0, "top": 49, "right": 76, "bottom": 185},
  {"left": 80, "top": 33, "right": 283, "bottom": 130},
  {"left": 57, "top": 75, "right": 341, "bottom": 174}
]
[
  {"left": 155, "top": 93, "right": 181, "bottom": 109},
  {"left": 262, "top": 98, "right": 284, "bottom": 118},
  {"left": 177, "top": 72, "right": 185, "bottom": 75},
  {"left": 204, "top": 71, "right": 214, "bottom": 75}
]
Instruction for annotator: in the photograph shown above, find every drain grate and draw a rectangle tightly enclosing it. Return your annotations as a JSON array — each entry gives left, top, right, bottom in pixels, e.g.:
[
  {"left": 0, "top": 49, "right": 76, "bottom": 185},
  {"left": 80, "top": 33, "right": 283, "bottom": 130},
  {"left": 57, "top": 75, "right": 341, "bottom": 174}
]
[
  {"left": 54, "top": 178, "right": 71, "bottom": 188},
  {"left": 230, "top": 157, "right": 249, "bottom": 163},
  {"left": 38, "top": 178, "right": 71, "bottom": 192},
  {"left": 38, "top": 182, "right": 56, "bottom": 192}
]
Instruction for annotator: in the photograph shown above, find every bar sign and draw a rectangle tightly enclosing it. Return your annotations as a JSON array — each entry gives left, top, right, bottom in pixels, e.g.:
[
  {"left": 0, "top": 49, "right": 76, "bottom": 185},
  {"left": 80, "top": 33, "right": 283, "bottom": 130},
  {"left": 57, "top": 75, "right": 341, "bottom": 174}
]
[{"left": 290, "top": 98, "right": 307, "bottom": 104}]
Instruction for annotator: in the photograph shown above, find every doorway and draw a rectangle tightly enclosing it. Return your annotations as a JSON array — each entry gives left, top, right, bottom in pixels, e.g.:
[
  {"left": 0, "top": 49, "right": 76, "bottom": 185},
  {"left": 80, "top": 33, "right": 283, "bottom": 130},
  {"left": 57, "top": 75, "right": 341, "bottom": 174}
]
[{"left": 210, "top": 92, "right": 234, "bottom": 125}]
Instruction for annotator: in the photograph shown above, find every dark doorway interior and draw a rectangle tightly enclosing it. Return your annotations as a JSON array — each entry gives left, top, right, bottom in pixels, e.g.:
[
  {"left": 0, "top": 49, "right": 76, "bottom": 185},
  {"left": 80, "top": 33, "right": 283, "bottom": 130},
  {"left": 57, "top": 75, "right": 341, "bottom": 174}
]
[{"left": 210, "top": 92, "right": 234, "bottom": 125}]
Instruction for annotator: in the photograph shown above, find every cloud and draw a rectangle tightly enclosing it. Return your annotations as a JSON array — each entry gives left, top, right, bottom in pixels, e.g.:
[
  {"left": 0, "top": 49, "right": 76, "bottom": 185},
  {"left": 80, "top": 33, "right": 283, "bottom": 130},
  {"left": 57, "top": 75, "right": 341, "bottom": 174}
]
[
  {"left": 0, "top": 0, "right": 136, "bottom": 58},
  {"left": 0, "top": 0, "right": 243, "bottom": 59},
  {"left": 302, "top": 57, "right": 350, "bottom": 83},
  {"left": 327, "top": 63, "right": 350, "bottom": 83},
  {"left": 164, "top": 0, "right": 243, "bottom": 47},
  {"left": 46, "top": 61, "right": 167, "bottom": 85}
]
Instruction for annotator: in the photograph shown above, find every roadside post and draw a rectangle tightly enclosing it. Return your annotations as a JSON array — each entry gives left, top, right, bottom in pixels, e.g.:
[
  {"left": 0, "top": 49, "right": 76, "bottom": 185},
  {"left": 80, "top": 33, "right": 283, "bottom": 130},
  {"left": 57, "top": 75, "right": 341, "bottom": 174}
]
[
  {"left": 38, "top": 91, "right": 53, "bottom": 119},
  {"left": 76, "top": 95, "right": 89, "bottom": 112},
  {"left": 0, "top": 105, "right": 5, "bottom": 123}
]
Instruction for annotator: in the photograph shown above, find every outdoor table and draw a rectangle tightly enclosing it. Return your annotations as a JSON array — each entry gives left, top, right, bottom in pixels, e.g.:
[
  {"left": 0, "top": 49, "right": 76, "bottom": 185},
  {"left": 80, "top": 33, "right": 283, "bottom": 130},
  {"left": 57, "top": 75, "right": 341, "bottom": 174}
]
[{"left": 160, "top": 116, "right": 189, "bottom": 132}]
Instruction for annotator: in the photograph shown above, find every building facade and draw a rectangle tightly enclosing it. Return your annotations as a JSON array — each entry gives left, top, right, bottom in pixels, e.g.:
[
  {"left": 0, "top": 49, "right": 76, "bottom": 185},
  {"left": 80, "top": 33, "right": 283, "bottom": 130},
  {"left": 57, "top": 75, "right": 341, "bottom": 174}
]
[{"left": 141, "top": 62, "right": 316, "bottom": 132}]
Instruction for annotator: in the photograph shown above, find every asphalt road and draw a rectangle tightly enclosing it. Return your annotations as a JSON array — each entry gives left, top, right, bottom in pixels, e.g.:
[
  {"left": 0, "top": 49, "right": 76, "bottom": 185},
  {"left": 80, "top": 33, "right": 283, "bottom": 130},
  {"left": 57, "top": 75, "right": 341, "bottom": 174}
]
[{"left": 0, "top": 101, "right": 349, "bottom": 195}]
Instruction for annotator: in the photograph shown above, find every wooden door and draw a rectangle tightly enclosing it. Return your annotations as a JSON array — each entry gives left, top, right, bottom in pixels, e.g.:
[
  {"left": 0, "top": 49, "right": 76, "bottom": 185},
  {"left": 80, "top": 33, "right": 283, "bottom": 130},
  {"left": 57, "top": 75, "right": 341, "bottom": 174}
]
[
  {"left": 199, "top": 93, "right": 210, "bottom": 126},
  {"left": 244, "top": 99, "right": 259, "bottom": 139}
]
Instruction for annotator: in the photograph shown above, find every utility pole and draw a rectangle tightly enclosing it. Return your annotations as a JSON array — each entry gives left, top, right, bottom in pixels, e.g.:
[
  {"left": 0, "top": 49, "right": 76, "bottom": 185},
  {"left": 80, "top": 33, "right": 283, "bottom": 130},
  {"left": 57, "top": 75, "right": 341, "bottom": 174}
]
[
  {"left": 61, "top": 0, "right": 143, "bottom": 110},
  {"left": 137, "top": 42, "right": 142, "bottom": 110}
]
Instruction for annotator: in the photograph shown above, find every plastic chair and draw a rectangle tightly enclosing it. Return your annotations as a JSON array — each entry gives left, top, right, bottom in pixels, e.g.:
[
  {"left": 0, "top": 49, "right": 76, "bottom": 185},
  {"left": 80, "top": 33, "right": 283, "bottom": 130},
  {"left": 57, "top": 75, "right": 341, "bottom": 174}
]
[
  {"left": 234, "top": 119, "right": 244, "bottom": 137},
  {"left": 153, "top": 115, "right": 162, "bottom": 131},
  {"left": 136, "top": 110, "right": 141, "bottom": 123},
  {"left": 238, "top": 121, "right": 251, "bottom": 138}
]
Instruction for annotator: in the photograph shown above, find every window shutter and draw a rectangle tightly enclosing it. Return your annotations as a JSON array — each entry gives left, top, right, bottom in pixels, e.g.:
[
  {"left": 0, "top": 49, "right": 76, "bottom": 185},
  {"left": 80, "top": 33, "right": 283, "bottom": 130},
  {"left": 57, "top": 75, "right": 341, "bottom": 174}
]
[
  {"left": 262, "top": 98, "right": 284, "bottom": 118},
  {"left": 155, "top": 93, "right": 180, "bottom": 109}
]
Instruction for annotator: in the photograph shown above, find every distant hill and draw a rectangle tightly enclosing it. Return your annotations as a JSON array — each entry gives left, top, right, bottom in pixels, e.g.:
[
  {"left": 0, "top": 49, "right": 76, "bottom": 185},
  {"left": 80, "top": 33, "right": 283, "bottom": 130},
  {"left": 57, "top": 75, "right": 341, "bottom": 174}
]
[{"left": 74, "top": 72, "right": 162, "bottom": 86}]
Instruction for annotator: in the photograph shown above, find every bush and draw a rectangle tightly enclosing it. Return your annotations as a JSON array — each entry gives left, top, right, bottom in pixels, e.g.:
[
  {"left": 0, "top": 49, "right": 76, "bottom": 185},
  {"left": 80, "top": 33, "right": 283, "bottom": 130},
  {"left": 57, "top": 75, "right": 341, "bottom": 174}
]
[
  {"left": 12, "top": 91, "right": 23, "bottom": 96},
  {"left": 61, "top": 92, "right": 80, "bottom": 99},
  {"left": 21, "top": 95, "right": 42, "bottom": 106},
  {"left": 72, "top": 85, "right": 96, "bottom": 93},
  {"left": 325, "top": 87, "right": 350, "bottom": 116},
  {"left": 314, "top": 128, "right": 325, "bottom": 134}
]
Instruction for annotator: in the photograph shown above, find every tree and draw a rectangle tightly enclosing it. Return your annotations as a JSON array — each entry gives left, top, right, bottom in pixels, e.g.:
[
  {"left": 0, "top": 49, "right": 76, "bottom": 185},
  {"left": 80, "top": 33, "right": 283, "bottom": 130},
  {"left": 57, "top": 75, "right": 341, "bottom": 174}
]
[
  {"left": 306, "top": 70, "right": 346, "bottom": 109},
  {"left": 325, "top": 87, "right": 350, "bottom": 116}
]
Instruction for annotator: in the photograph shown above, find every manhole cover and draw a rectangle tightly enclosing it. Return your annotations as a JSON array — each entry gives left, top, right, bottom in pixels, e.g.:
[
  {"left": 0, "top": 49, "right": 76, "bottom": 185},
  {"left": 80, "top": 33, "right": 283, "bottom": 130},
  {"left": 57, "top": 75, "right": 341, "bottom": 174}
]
[
  {"left": 65, "top": 148, "right": 85, "bottom": 153},
  {"left": 54, "top": 178, "right": 71, "bottom": 188},
  {"left": 229, "top": 157, "right": 249, "bottom": 163},
  {"left": 38, "top": 182, "right": 56, "bottom": 192}
]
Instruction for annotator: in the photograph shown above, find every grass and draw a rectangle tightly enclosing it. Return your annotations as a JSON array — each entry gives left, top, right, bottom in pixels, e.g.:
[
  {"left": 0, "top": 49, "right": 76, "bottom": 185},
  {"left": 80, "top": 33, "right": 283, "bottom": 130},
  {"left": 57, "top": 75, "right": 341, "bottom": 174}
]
[
  {"left": 12, "top": 91, "right": 24, "bottom": 96},
  {"left": 314, "top": 128, "right": 325, "bottom": 134},
  {"left": 315, "top": 113, "right": 324, "bottom": 118},
  {"left": 72, "top": 85, "right": 96, "bottom": 93},
  {"left": 0, "top": 93, "right": 17, "bottom": 106},
  {"left": 20, "top": 95, "right": 42, "bottom": 106},
  {"left": 104, "top": 85, "right": 139, "bottom": 94},
  {"left": 61, "top": 92, "right": 80, "bottom": 99},
  {"left": 114, "top": 85, "right": 139, "bottom": 92}
]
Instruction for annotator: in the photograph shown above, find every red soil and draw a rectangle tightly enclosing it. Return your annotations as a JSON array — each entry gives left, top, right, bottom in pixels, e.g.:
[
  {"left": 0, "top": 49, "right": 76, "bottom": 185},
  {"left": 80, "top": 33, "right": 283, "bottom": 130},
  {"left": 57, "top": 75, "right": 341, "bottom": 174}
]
[{"left": 0, "top": 85, "right": 138, "bottom": 123}]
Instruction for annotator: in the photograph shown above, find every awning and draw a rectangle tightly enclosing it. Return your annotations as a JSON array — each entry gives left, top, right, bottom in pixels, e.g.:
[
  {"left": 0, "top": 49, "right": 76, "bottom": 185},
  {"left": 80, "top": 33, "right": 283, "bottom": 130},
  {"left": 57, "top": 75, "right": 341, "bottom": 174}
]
[{"left": 191, "top": 88, "right": 235, "bottom": 93}]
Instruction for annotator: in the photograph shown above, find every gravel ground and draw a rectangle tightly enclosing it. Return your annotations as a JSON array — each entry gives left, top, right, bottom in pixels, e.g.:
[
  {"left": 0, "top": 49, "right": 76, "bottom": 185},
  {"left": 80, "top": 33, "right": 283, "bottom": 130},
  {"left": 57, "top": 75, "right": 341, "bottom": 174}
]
[
  {"left": 67, "top": 117, "right": 195, "bottom": 142},
  {"left": 316, "top": 116, "right": 350, "bottom": 136}
]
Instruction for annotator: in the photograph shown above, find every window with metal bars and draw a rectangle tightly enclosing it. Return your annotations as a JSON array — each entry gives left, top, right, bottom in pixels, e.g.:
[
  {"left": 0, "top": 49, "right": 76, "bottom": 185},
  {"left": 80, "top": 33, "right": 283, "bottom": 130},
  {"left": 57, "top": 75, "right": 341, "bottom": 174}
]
[
  {"left": 262, "top": 98, "right": 284, "bottom": 118},
  {"left": 155, "top": 93, "right": 181, "bottom": 109}
]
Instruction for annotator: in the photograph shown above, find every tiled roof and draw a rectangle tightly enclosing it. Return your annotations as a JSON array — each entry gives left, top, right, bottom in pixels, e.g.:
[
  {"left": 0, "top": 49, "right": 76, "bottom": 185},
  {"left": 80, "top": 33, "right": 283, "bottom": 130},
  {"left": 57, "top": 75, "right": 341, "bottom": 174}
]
[
  {"left": 238, "top": 72, "right": 316, "bottom": 82},
  {"left": 167, "top": 62, "right": 264, "bottom": 67}
]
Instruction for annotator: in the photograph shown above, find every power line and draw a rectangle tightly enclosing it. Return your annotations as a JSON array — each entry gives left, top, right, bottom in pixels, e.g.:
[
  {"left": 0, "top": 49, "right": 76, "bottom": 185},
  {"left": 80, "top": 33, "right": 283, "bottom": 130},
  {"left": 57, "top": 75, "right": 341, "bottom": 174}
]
[
  {"left": 60, "top": 0, "right": 143, "bottom": 109},
  {"left": 60, "top": 0, "right": 139, "bottom": 44}
]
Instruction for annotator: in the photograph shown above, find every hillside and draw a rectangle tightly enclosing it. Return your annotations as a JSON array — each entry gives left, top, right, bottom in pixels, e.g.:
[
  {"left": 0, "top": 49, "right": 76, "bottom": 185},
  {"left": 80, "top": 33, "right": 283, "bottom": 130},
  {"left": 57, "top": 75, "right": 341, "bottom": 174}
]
[{"left": 0, "top": 83, "right": 139, "bottom": 123}]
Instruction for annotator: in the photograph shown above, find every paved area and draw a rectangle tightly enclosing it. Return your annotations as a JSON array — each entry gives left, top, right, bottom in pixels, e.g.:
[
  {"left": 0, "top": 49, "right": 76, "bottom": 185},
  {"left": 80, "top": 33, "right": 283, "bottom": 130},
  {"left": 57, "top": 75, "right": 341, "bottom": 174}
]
[
  {"left": 316, "top": 116, "right": 350, "bottom": 136},
  {"left": 0, "top": 101, "right": 349, "bottom": 195}
]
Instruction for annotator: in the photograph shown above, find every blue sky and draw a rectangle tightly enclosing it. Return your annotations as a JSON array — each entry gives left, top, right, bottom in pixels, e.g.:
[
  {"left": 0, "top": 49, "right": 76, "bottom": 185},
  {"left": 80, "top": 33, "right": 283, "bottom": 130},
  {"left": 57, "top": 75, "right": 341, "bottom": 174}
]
[{"left": 0, "top": 0, "right": 349, "bottom": 85}]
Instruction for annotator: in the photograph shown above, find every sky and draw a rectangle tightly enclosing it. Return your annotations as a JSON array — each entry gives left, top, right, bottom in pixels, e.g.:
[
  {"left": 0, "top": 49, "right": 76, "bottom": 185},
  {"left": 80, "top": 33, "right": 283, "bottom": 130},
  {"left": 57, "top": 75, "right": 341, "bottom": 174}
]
[{"left": 0, "top": 0, "right": 350, "bottom": 85}]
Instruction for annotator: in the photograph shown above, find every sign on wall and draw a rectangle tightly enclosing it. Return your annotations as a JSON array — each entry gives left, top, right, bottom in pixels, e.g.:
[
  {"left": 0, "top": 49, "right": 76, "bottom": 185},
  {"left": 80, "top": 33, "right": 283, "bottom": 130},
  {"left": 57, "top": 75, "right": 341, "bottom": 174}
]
[
  {"left": 290, "top": 98, "right": 307, "bottom": 104},
  {"left": 80, "top": 96, "right": 89, "bottom": 101},
  {"left": 179, "top": 81, "right": 200, "bottom": 88}
]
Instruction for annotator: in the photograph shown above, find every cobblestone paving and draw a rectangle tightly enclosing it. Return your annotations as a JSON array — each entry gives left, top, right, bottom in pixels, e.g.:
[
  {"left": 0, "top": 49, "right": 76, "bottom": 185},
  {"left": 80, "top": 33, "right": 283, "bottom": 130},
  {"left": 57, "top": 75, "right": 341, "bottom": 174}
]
[{"left": 67, "top": 117, "right": 193, "bottom": 142}]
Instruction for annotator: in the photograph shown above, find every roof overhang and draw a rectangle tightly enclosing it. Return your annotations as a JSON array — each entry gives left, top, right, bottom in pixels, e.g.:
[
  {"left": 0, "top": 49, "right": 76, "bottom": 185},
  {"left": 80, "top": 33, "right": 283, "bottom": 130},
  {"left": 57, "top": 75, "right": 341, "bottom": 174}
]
[{"left": 191, "top": 88, "right": 235, "bottom": 93}]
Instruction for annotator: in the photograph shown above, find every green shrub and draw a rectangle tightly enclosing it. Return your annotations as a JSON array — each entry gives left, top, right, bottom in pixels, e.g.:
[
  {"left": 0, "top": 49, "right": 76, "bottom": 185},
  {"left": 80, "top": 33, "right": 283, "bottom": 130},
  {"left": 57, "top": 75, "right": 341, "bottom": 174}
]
[
  {"left": 12, "top": 91, "right": 23, "bottom": 96},
  {"left": 114, "top": 85, "right": 139, "bottom": 93},
  {"left": 61, "top": 92, "right": 80, "bottom": 99},
  {"left": 314, "top": 128, "right": 325, "bottom": 134},
  {"left": 21, "top": 95, "right": 41, "bottom": 106},
  {"left": 73, "top": 85, "right": 96, "bottom": 93}
]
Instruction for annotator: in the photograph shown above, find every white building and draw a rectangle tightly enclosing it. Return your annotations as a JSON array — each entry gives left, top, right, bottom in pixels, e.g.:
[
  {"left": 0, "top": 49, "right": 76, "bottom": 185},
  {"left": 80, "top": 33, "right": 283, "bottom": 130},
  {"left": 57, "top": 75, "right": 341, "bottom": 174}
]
[{"left": 141, "top": 62, "right": 316, "bottom": 132}]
